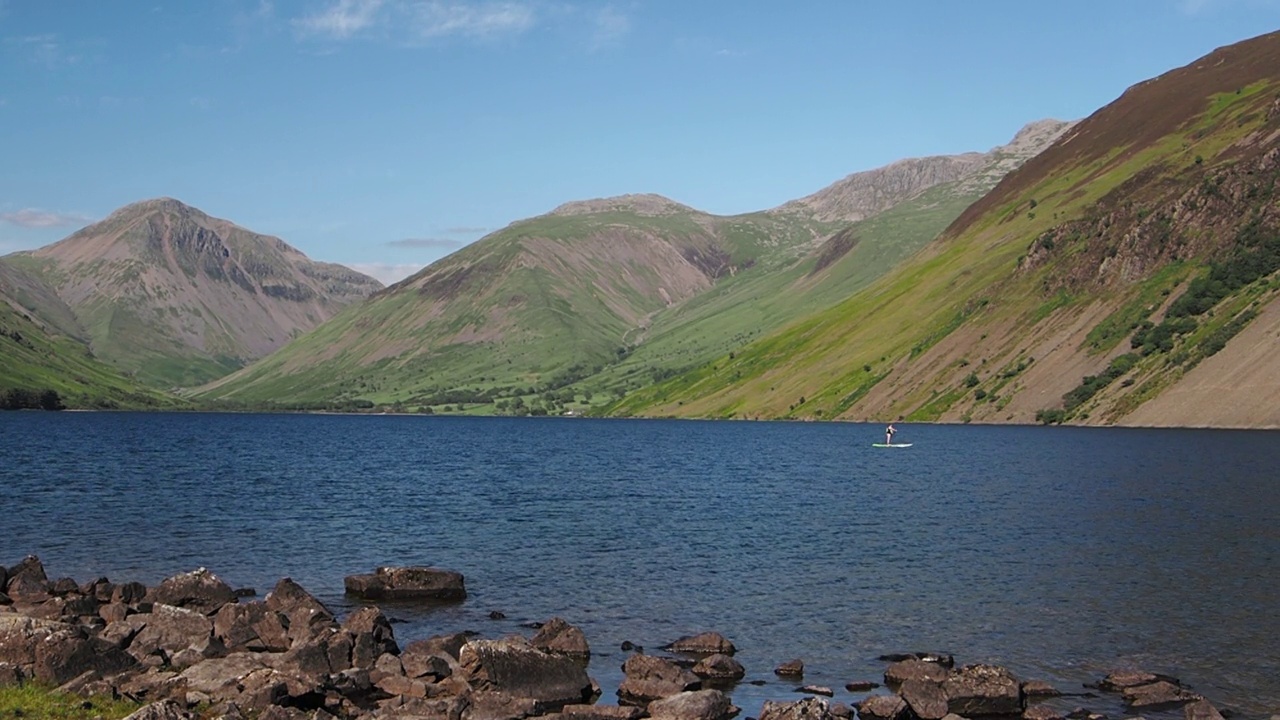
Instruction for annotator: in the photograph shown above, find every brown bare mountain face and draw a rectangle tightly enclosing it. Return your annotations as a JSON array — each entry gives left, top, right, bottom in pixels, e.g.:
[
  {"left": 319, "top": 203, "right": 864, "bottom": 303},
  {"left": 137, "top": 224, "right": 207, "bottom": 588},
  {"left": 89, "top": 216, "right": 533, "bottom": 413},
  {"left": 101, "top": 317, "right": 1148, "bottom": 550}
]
[
  {"left": 11, "top": 198, "right": 382, "bottom": 387},
  {"left": 614, "top": 29, "right": 1280, "bottom": 428}
]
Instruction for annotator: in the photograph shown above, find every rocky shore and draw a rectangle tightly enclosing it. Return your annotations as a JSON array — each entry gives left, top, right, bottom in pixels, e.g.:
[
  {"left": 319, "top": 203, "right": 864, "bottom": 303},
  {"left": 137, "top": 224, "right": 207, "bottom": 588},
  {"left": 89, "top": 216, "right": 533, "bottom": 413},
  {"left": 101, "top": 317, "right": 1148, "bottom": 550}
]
[{"left": 0, "top": 557, "right": 1247, "bottom": 720}]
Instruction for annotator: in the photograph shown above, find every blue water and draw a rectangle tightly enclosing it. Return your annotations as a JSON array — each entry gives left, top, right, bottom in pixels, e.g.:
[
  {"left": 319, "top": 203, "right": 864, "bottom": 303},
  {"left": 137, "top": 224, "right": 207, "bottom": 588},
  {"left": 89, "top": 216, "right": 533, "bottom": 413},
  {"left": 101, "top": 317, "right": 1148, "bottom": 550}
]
[{"left": 1, "top": 413, "right": 1277, "bottom": 718}]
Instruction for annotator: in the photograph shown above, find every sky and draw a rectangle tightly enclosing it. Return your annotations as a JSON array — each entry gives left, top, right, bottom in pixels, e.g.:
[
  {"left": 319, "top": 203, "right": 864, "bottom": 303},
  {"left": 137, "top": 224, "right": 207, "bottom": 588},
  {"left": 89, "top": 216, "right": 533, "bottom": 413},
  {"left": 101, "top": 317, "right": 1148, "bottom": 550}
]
[{"left": 1, "top": 2, "right": 1278, "bottom": 285}]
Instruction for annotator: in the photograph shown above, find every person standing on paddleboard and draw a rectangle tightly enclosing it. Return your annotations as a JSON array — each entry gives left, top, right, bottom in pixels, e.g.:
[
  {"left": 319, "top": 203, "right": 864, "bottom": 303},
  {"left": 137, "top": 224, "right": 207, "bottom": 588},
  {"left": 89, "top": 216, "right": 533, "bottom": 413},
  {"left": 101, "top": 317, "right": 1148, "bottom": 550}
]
[{"left": 885, "top": 424, "right": 896, "bottom": 445}]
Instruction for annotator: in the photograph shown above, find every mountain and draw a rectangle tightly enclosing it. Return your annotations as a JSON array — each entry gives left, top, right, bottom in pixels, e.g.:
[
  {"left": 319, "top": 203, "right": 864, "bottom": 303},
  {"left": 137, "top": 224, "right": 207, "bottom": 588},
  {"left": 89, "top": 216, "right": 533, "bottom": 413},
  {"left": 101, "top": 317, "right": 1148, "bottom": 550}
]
[
  {"left": 0, "top": 260, "right": 177, "bottom": 408},
  {"left": 613, "top": 30, "right": 1280, "bottom": 428},
  {"left": 197, "top": 121, "right": 1068, "bottom": 411},
  {"left": 5, "top": 198, "right": 382, "bottom": 387}
]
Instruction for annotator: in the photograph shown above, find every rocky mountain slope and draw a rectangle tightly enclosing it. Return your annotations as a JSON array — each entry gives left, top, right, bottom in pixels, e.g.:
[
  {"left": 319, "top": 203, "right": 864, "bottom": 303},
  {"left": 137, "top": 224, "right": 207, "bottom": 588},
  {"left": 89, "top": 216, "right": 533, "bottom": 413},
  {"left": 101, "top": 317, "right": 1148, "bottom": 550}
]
[
  {"left": 196, "top": 121, "right": 1067, "bottom": 410},
  {"left": 0, "top": 260, "right": 177, "bottom": 408},
  {"left": 614, "top": 30, "right": 1280, "bottom": 428},
  {"left": 5, "top": 198, "right": 382, "bottom": 387}
]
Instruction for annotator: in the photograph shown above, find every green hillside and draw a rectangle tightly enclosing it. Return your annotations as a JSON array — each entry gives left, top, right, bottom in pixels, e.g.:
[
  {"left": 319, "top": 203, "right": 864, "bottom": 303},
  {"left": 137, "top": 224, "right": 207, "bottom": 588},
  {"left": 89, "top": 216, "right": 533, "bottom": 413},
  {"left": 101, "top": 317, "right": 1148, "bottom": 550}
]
[
  {"left": 0, "top": 262, "right": 181, "bottom": 409},
  {"left": 611, "top": 32, "right": 1280, "bottom": 425}
]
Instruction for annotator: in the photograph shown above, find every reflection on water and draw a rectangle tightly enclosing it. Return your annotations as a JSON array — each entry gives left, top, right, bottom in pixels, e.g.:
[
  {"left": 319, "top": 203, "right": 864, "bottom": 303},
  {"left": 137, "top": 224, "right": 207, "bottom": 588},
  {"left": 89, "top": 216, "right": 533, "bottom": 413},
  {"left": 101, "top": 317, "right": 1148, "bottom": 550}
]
[{"left": 1, "top": 413, "right": 1277, "bottom": 718}]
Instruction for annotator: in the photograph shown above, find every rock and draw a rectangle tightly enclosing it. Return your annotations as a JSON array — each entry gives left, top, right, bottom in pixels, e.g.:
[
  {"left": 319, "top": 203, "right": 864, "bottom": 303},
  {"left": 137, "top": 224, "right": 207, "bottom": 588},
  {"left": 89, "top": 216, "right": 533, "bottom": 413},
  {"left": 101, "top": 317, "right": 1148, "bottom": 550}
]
[
  {"left": 0, "top": 661, "right": 22, "bottom": 687},
  {"left": 343, "top": 566, "right": 466, "bottom": 601},
  {"left": 531, "top": 617, "right": 590, "bottom": 658},
  {"left": 662, "top": 632, "right": 736, "bottom": 655},
  {"left": 467, "top": 690, "right": 540, "bottom": 720},
  {"left": 117, "top": 670, "right": 188, "bottom": 704},
  {"left": 6, "top": 556, "right": 47, "bottom": 586},
  {"left": 150, "top": 569, "right": 237, "bottom": 616},
  {"left": 885, "top": 659, "right": 949, "bottom": 685},
  {"left": 122, "top": 700, "right": 194, "bottom": 720},
  {"left": 942, "top": 664, "right": 1023, "bottom": 717},
  {"left": 692, "top": 653, "right": 745, "bottom": 681},
  {"left": 342, "top": 606, "right": 400, "bottom": 668},
  {"left": 830, "top": 702, "right": 853, "bottom": 720},
  {"left": 376, "top": 673, "right": 428, "bottom": 698},
  {"left": 32, "top": 627, "right": 138, "bottom": 685},
  {"left": 759, "top": 697, "right": 837, "bottom": 720},
  {"left": 401, "top": 644, "right": 455, "bottom": 680},
  {"left": 379, "top": 695, "right": 470, "bottom": 720},
  {"left": 799, "top": 686, "right": 833, "bottom": 697},
  {"left": 6, "top": 573, "right": 50, "bottom": 604},
  {"left": 180, "top": 653, "right": 271, "bottom": 696},
  {"left": 1098, "top": 670, "right": 1164, "bottom": 691},
  {"left": 48, "top": 577, "right": 80, "bottom": 596},
  {"left": 1184, "top": 700, "right": 1226, "bottom": 720},
  {"left": 0, "top": 565, "right": 6, "bottom": 591},
  {"left": 558, "top": 704, "right": 646, "bottom": 720},
  {"left": 775, "top": 659, "right": 804, "bottom": 677},
  {"left": 1122, "top": 680, "right": 1202, "bottom": 708},
  {"left": 213, "top": 601, "right": 290, "bottom": 653},
  {"left": 1023, "top": 705, "right": 1065, "bottom": 720},
  {"left": 406, "top": 632, "right": 470, "bottom": 661},
  {"left": 489, "top": 611, "right": 507, "bottom": 620},
  {"left": 617, "top": 653, "right": 701, "bottom": 706},
  {"left": 1022, "top": 680, "right": 1061, "bottom": 697},
  {"left": 264, "top": 578, "right": 335, "bottom": 645},
  {"left": 845, "top": 680, "right": 880, "bottom": 692},
  {"left": 100, "top": 602, "right": 131, "bottom": 624},
  {"left": 855, "top": 695, "right": 909, "bottom": 720},
  {"left": 647, "top": 689, "right": 739, "bottom": 720},
  {"left": 127, "top": 604, "right": 217, "bottom": 662},
  {"left": 459, "top": 636, "right": 594, "bottom": 711},
  {"left": 113, "top": 582, "right": 149, "bottom": 606},
  {"left": 901, "top": 678, "right": 949, "bottom": 720}
]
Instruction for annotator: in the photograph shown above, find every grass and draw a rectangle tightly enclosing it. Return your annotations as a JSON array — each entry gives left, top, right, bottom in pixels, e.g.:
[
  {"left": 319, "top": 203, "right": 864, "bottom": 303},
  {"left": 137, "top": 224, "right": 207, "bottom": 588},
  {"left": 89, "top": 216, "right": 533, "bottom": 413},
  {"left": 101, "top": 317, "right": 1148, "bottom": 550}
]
[{"left": 0, "top": 684, "right": 141, "bottom": 720}]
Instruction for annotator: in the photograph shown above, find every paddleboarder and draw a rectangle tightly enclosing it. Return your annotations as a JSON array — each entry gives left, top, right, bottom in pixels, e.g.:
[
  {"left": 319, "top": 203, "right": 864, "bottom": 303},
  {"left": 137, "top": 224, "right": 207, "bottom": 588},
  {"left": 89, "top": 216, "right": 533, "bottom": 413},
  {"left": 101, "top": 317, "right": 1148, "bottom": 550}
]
[{"left": 885, "top": 423, "right": 897, "bottom": 445}]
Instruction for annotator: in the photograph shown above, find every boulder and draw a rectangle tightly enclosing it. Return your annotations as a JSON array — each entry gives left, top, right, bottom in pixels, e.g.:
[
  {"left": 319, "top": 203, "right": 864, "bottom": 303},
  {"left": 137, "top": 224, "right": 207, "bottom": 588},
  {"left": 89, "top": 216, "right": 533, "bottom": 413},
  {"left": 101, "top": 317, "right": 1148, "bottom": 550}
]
[
  {"left": 942, "top": 664, "right": 1022, "bottom": 717},
  {"left": 6, "top": 573, "right": 50, "bottom": 604},
  {"left": 342, "top": 606, "right": 400, "bottom": 668},
  {"left": 855, "top": 695, "right": 909, "bottom": 720},
  {"left": 662, "top": 632, "right": 735, "bottom": 655},
  {"left": 401, "top": 643, "right": 457, "bottom": 681},
  {"left": 121, "top": 700, "right": 194, "bottom": 720},
  {"left": 150, "top": 569, "right": 237, "bottom": 616},
  {"left": 113, "top": 582, "right": 149, "bottom": 606},
  {"left": 117, "top": 669, "right": 188, "bottom": 704},
  {"left": 81, "top": 577, "right": 114, "bottom": 602},
  {"left": 1022, "top": 680, "right": 1060, "bottom": 698},
  {"left": 406, "top": 632, "right": 471, "bottom": 661},
  {"left": 1122, "top": 680, "right": 1202, "bottom": 708},
  {"left": 758, "top": 697, "right": 837, "bottom": 720},
  {"left": 647, "top": 689, "right": 739, "bottom": 720},
  {"left": 127, "top": 604, "right": 218, "bottom": 662},
  {"left": 0, "top": 661, "right": 23, "bottom": 687},
  {"left": 691, "top": 653, "right": 744, "bottom": 681},
  {"left": 100, "top": 602, "right": 131, "bottom": 624},
  {"left": 1184, "top": 700, "right": 1226, "bottom": 720},
  {"left": 32, "top": 627, "right": 137, "bottom": 685},
  {"left": 468, "top": 690, "right": 541, "bottom": 720},
  {"left": 459, "top": 637, "right": 594, "bottom": 711},
  {"left": 799, "top": 686, "right": 833, "bottom": 697},
  {"left": 180, "top": 652, "right": 270, "bottom": 696},
  {"left": 558, "top": 704, "right": 646, "bottom": 720},
  {"left": 381, "top": 695, "right": 471, "bottom": 720},
  {"left": 531, "top": 617, "right": 590, "bottom": 658},
  {"left": 845, "top": 681, "right": 880, "bottom": 692},
  {"left": 343, "top": 567, "right": 466, "bottom": 601},
  {"left": 617, "top": 653, "right": 701, "bottom": 706},
  {"left": 1023, "top": 705, "right": 1065, "bottom": 720},
  {"left": 1098, "top": 670, "right": 1165, "bottom": 691},
  {"left": 885, "top": 659, "right": 949, "bottom": 685},
  {"left": 900, "top": 678, "right": 949, "bottom": 720},
  {"left": 264, "top": 578, "right": 335, "bottom": 645},
  {"left": 775, "top": 659, "right": 804, "bottom": 677},
  {"left": 6, "top": 556, "right": 47, "bottom": 586},
  {"left": 213, "top": 602, "right": 290, "bottom": 653}
]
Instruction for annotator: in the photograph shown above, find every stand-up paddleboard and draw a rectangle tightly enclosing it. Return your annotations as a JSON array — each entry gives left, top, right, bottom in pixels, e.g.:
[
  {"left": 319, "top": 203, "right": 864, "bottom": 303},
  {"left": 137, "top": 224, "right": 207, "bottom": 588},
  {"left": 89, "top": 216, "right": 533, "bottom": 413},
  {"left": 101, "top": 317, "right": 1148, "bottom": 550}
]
[{"left": 871, "top": 443, "right": 913, "bottom": 448}]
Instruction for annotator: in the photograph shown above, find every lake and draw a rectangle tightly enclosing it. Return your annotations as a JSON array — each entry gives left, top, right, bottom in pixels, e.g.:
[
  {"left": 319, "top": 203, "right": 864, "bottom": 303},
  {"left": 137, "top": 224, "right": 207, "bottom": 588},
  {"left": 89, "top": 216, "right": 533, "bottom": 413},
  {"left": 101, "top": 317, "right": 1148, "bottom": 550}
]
[{"left": 1, "top": 412, "right": 1276, "bottom": 718}]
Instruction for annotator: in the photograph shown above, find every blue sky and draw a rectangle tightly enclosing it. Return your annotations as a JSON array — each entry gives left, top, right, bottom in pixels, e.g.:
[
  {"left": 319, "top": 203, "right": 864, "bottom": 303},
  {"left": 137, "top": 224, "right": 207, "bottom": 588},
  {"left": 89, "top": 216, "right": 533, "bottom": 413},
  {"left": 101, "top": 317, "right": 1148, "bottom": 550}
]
[{"left": 1, "top": 1, "right": 1278, "bottom": 284}]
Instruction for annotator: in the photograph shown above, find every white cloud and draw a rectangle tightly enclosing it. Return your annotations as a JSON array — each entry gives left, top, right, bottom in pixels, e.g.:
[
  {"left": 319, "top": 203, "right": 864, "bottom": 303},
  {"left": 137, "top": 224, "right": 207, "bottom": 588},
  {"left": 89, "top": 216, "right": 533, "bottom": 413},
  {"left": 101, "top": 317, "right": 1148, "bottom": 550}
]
[
  {"left": 0, "top": 209, "right": 93, "bottom": 228},
  {"left": 5, "top": 33, "right": 82, "bottom": 68},
  {"left": 343, "top": 262, "right": 425, "bottom": 285},
  {"left": 409, "top": 1, "right": 535, "bottom": 40},
  {"left": 294, "top": 0, "right": 385, "bottom": 39}
]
